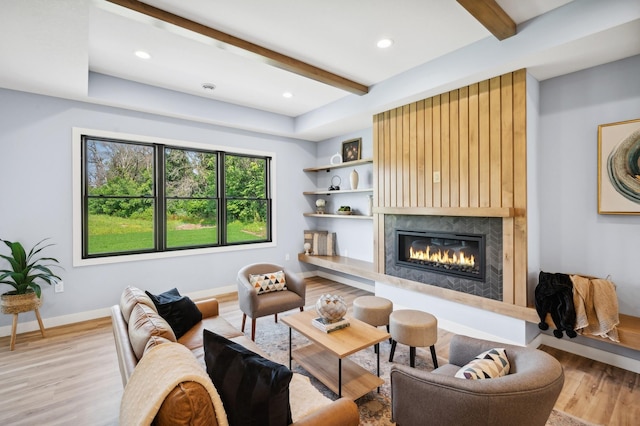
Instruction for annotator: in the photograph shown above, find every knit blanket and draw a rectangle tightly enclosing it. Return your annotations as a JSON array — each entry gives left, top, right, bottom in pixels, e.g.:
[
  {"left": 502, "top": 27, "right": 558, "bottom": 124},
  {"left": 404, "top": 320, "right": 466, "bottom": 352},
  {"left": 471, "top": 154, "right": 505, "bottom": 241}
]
[
  {"left": 571, "top": 275, "right": 620, "bottom": 342},
  {"left": 119, "top": 342, "right": 229, "bottom": 426}
]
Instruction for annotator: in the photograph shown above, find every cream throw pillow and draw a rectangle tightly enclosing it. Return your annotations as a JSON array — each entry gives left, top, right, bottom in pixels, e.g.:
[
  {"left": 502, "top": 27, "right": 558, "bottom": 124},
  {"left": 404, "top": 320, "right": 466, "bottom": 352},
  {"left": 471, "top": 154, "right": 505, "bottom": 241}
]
[{"left": 249, "top": 270, "right": 287, "bottom": 294}]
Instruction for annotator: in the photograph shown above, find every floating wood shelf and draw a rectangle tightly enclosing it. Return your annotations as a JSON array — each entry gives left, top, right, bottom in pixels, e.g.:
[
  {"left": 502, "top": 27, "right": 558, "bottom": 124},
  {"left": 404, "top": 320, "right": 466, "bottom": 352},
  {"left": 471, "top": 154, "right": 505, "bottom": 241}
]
[
  {"left": 303, "top": 158, "right": 373, "bottom": 172},
  {"left": 303, "top": 213, "right": 373, "bottom": 220},
  {"left": 303, "top": 188, "right": 373, "bottom": 195}
]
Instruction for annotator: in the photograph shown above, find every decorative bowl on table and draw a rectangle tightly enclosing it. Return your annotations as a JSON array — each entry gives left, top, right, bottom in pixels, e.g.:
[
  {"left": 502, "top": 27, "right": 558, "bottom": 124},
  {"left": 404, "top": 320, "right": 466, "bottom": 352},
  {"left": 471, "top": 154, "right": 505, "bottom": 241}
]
[{"left": 315, "top": 294, "right": 347, "bottom": 323}]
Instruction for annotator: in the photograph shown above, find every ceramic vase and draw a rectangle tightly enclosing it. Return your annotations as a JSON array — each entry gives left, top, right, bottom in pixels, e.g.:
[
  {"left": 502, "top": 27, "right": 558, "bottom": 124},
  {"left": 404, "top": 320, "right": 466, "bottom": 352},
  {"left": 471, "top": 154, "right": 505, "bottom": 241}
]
[
  {"left": 367, "top": 194, "right": 373, "bottom": 216},
  {"left": 315, "top": 294, "right": 347, "bottom": 323},
  {"left": 350, "top": 169, "right": 359, "bottom": 190}
]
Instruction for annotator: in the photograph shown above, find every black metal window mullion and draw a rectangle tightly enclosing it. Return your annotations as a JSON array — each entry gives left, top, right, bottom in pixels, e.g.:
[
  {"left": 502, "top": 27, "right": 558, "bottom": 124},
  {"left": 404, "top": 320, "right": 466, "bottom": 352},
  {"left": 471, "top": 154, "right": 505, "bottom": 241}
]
[
  {"left": 265, "top": 156, "right": 272, "bottom": 242},
  {"left": 81, "top": 138, "right": 90, "bottom": 258},
  {"left": 219, "top": 151, "right": 227, "bottom": 246},
  {"left": 156, "top": 145, "right": 166, "bottom": 250}
]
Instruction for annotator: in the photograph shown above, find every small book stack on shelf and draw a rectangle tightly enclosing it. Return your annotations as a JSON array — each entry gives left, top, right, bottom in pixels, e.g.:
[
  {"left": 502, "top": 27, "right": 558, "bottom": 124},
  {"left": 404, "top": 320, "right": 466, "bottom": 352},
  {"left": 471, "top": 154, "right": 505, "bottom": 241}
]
[{"left": 312, "top": 316, "right": 350, "bottom": 333}]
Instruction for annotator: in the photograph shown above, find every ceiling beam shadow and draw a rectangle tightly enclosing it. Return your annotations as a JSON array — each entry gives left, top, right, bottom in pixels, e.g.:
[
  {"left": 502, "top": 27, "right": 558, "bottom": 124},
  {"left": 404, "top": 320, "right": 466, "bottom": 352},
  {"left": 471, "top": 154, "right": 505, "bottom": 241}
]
[
  {"left": 456, "top": 0, "right": 516, "bottom": 41},
  {"left": 106, "top": 0, "right": 369, "bottom": 95}
]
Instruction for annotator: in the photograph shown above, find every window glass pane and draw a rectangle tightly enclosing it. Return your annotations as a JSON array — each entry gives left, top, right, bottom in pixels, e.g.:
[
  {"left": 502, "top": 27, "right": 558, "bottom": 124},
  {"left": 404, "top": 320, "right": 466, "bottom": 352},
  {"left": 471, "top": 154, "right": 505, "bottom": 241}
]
[
  {"left": 166, "top": 199, "right": 218, "bottom": 247},
  {"left": 85, "top": 139, "right": 155, "bottom": 256},
  {"left": 86, "top": 140, "right": 153, "bottom": 196},
  {"left": 224, "top": 155, "right": 266, "bottom": 198},
  {"left": 165, "top": 148, "right": 217, "bottom": 197},
  {"left": 165, "top": 148, "right": 218, "bottom": 248},
  {"left": 226, "top": 200, "right": 267, "bottom": 243},
  {"left": 87, "top": 198, "right": 154, "bottom": 255}
]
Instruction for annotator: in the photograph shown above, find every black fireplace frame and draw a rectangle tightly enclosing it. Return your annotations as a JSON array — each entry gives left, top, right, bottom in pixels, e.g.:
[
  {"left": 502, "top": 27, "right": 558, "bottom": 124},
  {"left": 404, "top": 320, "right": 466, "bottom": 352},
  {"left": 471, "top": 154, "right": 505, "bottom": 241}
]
[{"left": 395, "top": 229, "right": 486, "bottom": 282}]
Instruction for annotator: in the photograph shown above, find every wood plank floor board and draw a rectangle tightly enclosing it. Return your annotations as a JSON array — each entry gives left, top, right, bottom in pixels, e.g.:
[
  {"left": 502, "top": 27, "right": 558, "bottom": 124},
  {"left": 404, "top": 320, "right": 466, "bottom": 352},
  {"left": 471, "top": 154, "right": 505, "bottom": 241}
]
[
  {"left": 610, "top": 369, "right": 639, "bottom": 425},
  {"left": 0, "top": 277, "right": 637, "bottom": 425}
]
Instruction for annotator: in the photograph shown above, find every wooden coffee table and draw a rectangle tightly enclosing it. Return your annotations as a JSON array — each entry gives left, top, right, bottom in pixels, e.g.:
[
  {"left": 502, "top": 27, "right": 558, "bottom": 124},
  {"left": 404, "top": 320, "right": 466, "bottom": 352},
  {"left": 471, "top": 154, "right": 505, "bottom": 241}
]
[{"left": 281, "top": 310, "right": 390, "bottom": 400}]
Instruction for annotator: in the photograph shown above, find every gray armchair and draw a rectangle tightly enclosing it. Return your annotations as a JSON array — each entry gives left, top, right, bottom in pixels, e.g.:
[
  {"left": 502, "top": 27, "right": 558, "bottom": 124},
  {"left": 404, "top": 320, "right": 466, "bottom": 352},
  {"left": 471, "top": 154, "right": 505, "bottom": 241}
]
[
  {"left": 391, "top": 334, "right": 564, "bottom": 426},
  {"left": 237, "top": 263, "right": 306, "bottom": 341}
]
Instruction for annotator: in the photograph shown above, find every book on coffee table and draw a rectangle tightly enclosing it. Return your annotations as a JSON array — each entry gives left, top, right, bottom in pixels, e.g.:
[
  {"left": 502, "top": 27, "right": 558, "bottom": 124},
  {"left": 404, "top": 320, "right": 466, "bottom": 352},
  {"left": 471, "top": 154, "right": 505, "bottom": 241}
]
[{"left": 312, "top": 317, "right": 350, "bottom": 333}]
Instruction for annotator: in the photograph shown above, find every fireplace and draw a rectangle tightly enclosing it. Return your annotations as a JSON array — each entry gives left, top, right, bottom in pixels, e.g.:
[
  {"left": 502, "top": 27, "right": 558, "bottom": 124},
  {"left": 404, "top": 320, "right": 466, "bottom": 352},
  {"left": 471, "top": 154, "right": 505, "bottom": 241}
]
[
  {"left": 385, "top": 215, "right": 503, "bottom": 300},
  {"left": 395, "top": 230, "right": 485, "bottom": 282}
]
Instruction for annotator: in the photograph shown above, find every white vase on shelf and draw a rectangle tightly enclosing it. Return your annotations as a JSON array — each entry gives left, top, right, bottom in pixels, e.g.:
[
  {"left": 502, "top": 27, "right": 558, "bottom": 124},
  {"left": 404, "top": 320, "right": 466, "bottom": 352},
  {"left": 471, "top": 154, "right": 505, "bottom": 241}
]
[
  {"left": 350, "top": 169, "right": 359, "bottom": 190},
  {"left": 367, "top": 195, "right": 373, "bottom": 216},
  {"left": 330, "top": 152, "right": 342, "bottom": 165}
]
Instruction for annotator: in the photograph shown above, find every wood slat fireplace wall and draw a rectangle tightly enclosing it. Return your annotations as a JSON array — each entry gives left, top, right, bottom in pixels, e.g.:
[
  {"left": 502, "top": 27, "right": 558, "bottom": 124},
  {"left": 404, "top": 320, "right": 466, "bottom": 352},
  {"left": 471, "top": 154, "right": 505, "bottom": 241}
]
[{"left": 372, "top": 69, "right": 528, "bottom": 306}]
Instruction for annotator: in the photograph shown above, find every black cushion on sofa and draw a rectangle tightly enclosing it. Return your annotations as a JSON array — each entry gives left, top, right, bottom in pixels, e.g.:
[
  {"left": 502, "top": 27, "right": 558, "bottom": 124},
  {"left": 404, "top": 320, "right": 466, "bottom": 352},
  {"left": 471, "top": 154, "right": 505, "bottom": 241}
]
[
  {"left": 145, "top": 288, "right": 202, "bottom": 339},
  {"left": 203, "top": 329, "right": 293, "bottom": 426}
]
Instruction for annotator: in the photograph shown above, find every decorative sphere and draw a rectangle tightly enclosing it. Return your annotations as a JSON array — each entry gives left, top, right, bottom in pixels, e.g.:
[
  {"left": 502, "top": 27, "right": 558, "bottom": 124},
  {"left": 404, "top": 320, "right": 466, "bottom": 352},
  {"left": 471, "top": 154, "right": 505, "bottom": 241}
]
[
  {"left": 315, "top": 294, "right": 347, "bottom": 323},
  {"left": 316, "top": 198, "right": 326, "bottom": 207}
]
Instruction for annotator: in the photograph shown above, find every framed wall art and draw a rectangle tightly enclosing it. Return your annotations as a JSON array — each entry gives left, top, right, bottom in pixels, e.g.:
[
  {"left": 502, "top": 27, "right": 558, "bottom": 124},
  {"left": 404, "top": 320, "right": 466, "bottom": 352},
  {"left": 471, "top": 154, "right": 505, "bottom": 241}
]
[
  {"left": 598, "top": 118, "right": 640, "bottom": 214},
  {"left": 341, "top": 138, "right": 361, "bottom": 162}
]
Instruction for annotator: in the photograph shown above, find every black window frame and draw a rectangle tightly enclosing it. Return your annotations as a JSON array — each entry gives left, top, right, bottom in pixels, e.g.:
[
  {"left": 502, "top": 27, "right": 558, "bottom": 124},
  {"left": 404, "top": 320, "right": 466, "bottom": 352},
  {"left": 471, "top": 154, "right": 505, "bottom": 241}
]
[{"left": 81, "top": 135, "right": 272, "bottom": 259}]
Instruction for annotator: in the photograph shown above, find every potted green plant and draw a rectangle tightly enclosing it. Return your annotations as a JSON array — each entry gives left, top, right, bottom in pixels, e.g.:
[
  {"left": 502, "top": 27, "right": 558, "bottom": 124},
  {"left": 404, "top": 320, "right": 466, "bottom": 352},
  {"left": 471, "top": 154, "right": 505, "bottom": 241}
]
[{"left": 0, "top": 238, "right": 61, "bottom": 314}]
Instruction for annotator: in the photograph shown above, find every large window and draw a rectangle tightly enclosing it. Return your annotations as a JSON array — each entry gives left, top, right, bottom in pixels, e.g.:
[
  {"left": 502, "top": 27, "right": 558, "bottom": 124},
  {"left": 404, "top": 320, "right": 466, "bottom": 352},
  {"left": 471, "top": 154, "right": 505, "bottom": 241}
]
[{"left": 81, "top": 136, "right": 271, "bottom": 258}]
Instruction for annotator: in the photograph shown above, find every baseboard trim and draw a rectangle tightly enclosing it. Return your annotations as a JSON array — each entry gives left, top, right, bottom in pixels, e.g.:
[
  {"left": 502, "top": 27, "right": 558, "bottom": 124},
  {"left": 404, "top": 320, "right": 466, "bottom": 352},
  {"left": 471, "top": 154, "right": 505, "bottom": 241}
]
[
  {"left": 0, "top": 285, "right": 238, "bottom": 338},
  {"left": 0, "top": 307, "right": 111, "bottom": 337}
]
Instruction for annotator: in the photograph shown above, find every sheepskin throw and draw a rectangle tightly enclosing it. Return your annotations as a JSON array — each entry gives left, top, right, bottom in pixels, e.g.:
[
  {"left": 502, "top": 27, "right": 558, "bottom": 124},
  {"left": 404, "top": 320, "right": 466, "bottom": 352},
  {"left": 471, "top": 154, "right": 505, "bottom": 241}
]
[{"left": 120, "top": 342, "right": 229, "bottom": 426}]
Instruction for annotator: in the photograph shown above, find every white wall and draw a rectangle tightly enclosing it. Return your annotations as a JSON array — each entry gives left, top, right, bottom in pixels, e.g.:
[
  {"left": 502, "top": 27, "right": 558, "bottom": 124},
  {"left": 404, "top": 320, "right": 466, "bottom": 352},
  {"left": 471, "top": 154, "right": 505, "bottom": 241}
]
[
  {"left": 538, "top": 54, "right": 640, "bottom": 317},
  {"left": 0, "top": 88, "right": 316, "bottom": 330}
]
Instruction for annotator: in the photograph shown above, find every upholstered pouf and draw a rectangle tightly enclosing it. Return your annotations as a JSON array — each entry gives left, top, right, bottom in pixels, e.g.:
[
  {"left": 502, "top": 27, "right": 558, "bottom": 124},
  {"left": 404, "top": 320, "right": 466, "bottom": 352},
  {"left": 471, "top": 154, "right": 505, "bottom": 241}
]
[
  {"left": 389, "top": 309, "right": 438, "bottom": 368},
  {"left": 352, "top": 296, "right": 393, "bottom": 329}
]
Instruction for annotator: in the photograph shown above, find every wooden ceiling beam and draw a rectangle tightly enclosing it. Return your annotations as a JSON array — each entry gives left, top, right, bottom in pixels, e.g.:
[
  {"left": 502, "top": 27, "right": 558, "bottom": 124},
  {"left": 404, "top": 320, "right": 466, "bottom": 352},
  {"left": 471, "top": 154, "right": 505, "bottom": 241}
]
[
  {"left": 456, "top": 0, "right": 516, "bottom": 41},
  {"left": 106, "top": 0, "right": 369, "bottom": 95}
]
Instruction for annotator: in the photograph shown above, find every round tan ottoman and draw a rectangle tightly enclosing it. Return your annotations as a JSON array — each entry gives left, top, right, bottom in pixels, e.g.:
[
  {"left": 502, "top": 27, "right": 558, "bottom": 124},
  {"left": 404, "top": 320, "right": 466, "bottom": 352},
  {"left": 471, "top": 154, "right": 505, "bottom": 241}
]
[
  {"left": 353, "top": 296, "right": 393, "bottom": 329},
  {"left": 389, "top": 309, "right": 438, "bottom": 368}
]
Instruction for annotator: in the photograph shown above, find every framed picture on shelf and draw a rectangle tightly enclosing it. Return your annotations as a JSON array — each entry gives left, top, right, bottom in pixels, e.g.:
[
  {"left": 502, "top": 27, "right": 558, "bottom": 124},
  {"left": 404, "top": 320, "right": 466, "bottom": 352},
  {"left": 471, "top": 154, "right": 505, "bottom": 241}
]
[
  {"left": 341, "top": 138, "right": 362, "bottom": 162},
  {"left": 597, "top": 117, "right": 640, "bottom": 214}
]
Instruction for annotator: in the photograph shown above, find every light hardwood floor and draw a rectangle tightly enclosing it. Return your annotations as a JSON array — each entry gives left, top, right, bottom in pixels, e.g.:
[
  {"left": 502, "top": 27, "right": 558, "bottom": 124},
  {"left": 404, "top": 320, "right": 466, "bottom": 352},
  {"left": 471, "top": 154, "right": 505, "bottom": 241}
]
[{"left": 0, "top": 277, "right": 637, "bottom": 425}]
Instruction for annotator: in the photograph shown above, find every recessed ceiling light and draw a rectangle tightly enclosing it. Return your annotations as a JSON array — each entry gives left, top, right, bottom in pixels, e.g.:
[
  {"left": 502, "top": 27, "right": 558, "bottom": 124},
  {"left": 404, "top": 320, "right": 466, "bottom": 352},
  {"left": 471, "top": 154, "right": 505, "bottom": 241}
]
[
  {"left": 134, "top": 50, "right": 151, "bottom": 59},
  {"left": 282, "top": 92, "right": 293, "bottom": 98},
  {"left": 377, "top": 38, "right": 394, "bottom": 49},
  {"left": 202, "top": 83, "right": 216, "bottom": 91}
]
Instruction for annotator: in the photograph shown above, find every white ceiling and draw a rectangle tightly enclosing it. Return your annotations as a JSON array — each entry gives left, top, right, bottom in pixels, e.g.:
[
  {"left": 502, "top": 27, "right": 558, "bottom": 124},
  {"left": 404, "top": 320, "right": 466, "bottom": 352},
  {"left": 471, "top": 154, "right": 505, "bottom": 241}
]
[{"left": 1, "top": 0, "right": 639, "bottom": 140}]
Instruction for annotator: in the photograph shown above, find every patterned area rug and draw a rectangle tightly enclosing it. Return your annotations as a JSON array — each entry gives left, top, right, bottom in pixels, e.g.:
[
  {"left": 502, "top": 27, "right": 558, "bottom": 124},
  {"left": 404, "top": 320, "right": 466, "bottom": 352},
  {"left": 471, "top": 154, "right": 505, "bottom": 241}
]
[{"left": 251, "top": 315, "right": 593, "bottom": 426}]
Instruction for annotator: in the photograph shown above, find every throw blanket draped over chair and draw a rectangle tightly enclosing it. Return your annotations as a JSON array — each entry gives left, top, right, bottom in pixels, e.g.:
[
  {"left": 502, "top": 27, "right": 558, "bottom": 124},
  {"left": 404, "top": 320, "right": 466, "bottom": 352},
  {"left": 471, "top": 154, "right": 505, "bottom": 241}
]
[{"left": 571, "top": 274, "right": 620, "bottom": 342}]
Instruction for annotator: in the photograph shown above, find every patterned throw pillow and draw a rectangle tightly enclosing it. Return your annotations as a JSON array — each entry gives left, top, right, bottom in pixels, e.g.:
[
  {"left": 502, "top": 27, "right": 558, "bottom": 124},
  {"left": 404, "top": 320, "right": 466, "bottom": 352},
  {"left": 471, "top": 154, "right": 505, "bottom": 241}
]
[
  {"left": 454, "top": 348, "right": 510, "bottom": 380},
  {"left": 249, "top": 270, "right": 287, "bottom": 294}
]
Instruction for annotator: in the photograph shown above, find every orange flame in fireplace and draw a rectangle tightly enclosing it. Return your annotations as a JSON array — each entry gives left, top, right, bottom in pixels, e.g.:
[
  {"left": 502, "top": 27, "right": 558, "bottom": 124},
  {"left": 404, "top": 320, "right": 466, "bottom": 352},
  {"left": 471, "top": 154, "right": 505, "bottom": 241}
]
[{"left": 409, "top": 246, "right": 475, "bottom": 267}]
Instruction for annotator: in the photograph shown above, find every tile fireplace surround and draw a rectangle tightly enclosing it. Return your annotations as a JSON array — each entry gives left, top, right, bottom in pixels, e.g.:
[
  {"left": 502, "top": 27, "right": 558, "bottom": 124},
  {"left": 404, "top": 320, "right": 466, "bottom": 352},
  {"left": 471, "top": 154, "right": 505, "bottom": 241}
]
[{"left": 384, "top": 215, "right": 503, "bottom": 300}]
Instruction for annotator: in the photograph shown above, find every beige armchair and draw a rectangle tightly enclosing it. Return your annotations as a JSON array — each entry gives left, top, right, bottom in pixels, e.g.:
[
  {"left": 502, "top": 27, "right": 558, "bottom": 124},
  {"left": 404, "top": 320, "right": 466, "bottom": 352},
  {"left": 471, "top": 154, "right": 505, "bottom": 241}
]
[
  {"left": 391, "top": 334, "right": 564, "bottom": 426},
  {"left": 237, "top": 263, "right": 306, "bottom": 341}
]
